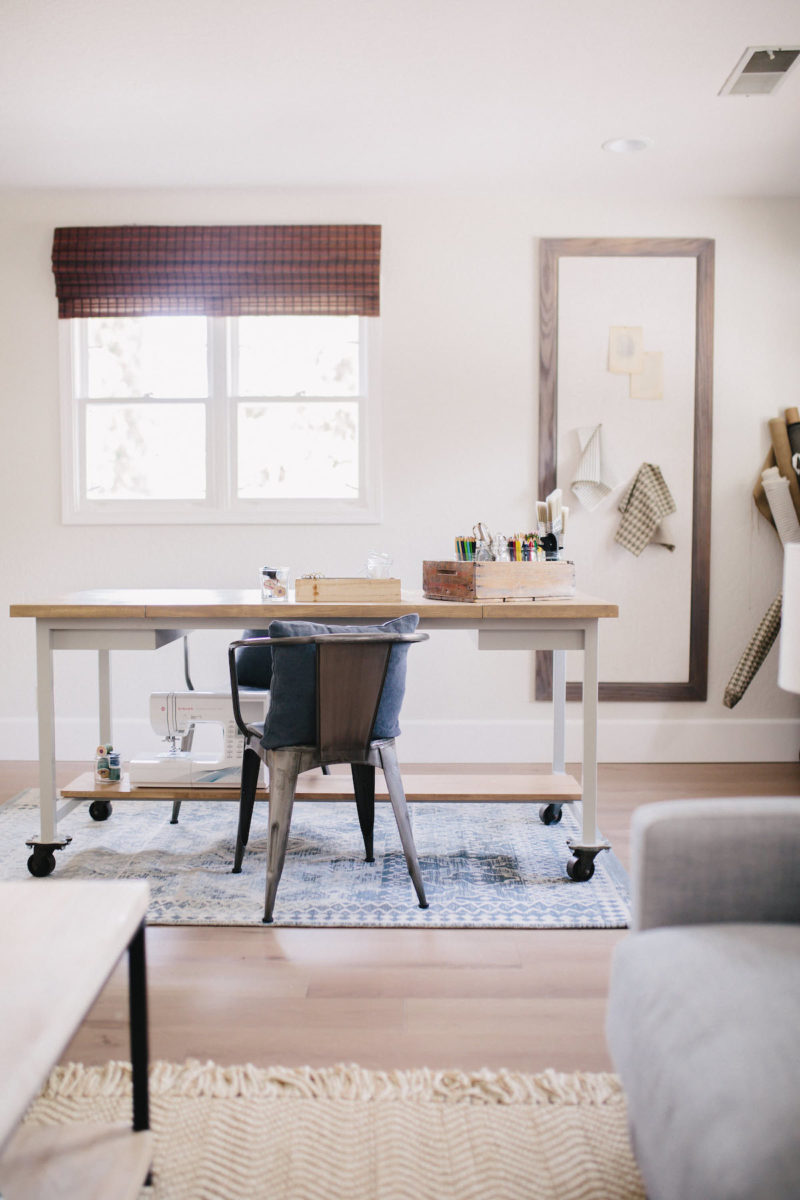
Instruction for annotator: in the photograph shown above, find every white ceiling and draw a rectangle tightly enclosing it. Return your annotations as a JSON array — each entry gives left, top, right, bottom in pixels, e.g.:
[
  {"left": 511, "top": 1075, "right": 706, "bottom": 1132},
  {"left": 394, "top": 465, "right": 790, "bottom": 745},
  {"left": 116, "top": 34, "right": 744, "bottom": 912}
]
[{"left": 1, "top": 0, "right": 798, "bottom": 196}]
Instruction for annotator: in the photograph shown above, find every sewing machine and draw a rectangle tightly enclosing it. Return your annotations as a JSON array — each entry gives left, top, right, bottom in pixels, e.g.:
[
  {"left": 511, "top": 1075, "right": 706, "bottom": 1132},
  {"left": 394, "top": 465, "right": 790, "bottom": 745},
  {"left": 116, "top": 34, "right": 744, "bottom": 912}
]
[{"left": 130, "top": 690, "right": 269, "bottom": 787}]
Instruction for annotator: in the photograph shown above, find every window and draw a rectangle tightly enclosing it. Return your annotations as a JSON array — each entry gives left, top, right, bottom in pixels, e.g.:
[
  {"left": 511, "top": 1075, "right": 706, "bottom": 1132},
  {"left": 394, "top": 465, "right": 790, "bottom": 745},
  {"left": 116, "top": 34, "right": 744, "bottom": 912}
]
[
  {"left": 52, "top": 223, "right": 382, "bottom": 524},
  {"left": 61, "top": 313, "right": 379, "bottom": 523}
]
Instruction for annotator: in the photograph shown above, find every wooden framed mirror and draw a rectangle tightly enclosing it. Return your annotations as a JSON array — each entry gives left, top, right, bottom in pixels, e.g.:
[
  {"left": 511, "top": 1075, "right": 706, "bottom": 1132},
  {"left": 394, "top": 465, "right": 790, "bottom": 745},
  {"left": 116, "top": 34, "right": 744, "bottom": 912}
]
[{"left": 536, "top": 237, "right": 714, "bottom": 702}]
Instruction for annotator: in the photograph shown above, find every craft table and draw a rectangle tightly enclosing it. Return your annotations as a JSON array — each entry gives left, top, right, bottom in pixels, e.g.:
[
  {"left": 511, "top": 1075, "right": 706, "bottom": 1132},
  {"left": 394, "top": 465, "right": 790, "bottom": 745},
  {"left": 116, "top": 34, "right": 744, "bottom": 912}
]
[
  {"left": 0, "top": 880, "right": 151, "bottom": 1199},
  {"left": 9, "top": 588, "right": 618, "bottom": 881}
]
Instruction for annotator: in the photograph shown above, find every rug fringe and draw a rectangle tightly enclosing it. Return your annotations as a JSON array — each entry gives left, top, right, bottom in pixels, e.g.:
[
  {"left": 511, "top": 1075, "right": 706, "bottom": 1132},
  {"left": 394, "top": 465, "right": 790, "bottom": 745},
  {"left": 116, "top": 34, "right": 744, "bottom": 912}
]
[{"left": 41, "top": 1060, "right": 624, "bottom": 1106}]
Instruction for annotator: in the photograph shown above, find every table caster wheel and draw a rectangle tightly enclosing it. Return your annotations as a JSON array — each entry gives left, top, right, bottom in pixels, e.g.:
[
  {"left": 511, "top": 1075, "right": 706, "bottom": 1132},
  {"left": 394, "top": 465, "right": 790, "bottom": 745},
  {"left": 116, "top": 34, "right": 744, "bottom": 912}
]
[
  {"left": 89, "top": 800, "right": 113, "bottom": 821},
  {"left": 539, "top": 803, "right": 563, "bottom": 826},
  {"left": 27, "top": 848, "right": 56, "bottom": 877},
  {"left": 566, "top": 851, "right": 596, "bottom": 882}
]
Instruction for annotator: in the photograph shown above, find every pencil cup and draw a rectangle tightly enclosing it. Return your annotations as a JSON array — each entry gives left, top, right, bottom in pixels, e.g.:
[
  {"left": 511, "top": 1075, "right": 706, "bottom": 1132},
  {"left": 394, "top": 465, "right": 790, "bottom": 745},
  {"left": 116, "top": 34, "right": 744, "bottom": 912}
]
[{"left": 366, "top": 551, "right": 392, "bottom": 579}]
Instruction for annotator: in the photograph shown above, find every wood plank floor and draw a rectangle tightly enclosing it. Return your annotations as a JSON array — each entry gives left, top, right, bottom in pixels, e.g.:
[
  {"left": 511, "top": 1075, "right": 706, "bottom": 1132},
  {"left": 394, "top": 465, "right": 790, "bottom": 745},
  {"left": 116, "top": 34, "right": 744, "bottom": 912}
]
[{"left": 3, "top": 761, "right": 798, "bottom": 1074}]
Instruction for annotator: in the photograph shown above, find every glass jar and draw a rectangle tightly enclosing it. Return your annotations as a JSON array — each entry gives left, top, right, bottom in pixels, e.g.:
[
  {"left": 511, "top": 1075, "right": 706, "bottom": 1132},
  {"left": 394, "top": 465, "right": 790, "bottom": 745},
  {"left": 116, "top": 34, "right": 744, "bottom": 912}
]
[{"left": 260, "top": 566, "right": 290, "bottom": 601}]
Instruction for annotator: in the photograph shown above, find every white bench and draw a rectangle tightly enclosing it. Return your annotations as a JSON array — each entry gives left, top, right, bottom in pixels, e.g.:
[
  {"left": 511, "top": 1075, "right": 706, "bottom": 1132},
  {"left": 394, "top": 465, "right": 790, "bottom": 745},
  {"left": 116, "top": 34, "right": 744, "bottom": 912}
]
[{"left": 0, "top": 881, "right": 152, "bottom": 1199}]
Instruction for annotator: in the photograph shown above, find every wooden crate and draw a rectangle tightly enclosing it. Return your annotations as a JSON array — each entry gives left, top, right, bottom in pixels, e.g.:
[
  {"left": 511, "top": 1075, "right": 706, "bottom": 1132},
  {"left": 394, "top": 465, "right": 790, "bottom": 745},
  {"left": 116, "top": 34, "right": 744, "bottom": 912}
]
[
  {"left": 422, "top": 559, "right": 575, "bottom": 601},
  {"left": 294, "top": 576, "right": 402, "bottom": 602}
]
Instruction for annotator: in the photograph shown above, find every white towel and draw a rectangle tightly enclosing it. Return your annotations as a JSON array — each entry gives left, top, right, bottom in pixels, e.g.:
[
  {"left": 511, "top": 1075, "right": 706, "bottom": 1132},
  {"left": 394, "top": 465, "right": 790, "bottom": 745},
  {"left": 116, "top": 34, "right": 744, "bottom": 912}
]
[{"left": 571, "top": 424, "right": 616, "bottom": 511}]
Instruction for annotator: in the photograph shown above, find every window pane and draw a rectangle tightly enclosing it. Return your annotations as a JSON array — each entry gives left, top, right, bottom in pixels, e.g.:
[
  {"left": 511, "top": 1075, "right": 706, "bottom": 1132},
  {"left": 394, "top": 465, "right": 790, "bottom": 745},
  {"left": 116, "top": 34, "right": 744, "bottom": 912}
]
[
  {"left": 236, "top": 316, "right": 359, "bottom": 397},
  {"left": 237, "top": 402, "right": 358, "bottom": 499},
  {"left": 86, "top": 316, "right": 208, "bottom": 398},
  {"left": 86, "top": 404, "right": 206, "bottom": 499}
]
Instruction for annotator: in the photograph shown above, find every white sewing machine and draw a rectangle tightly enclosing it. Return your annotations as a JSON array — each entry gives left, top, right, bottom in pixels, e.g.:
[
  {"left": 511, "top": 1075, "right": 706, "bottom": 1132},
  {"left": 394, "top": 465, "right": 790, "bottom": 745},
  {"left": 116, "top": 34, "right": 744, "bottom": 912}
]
[{"left": 130, "top": 690, "right": 269, "bottom": 787}]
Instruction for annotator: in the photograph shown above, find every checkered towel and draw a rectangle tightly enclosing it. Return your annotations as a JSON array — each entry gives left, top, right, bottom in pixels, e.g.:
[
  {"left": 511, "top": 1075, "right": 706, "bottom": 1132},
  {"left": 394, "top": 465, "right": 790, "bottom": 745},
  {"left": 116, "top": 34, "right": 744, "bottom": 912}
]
[
  {"left": 614, "top": 463, "right": 676, "bottom": 556},
  {"left": 723, "top": 593, "right": 783, "bottom": 709}
]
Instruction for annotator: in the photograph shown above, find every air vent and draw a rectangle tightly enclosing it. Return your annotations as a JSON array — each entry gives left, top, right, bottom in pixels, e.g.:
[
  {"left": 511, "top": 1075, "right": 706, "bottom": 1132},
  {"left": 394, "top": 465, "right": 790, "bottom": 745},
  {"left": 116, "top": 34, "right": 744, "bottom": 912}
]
[{"left": 720, "top": 46, "right": 800, "bottom": 95}]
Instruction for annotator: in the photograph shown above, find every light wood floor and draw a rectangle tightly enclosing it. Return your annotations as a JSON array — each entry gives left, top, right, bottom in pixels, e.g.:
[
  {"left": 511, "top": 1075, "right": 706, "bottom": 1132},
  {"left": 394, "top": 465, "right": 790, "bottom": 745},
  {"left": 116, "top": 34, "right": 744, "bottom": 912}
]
[{"left": 3, "top": 761, "right": 798, "bottom": 1075}]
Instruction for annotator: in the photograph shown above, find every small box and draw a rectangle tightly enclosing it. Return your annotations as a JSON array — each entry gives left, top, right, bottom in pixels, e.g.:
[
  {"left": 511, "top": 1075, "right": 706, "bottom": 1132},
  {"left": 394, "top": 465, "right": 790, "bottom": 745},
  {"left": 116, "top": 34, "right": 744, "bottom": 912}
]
[
  {"left": 294, "top": 577, "right": 402, "bottom": 602},
  {"left": 422, "top": 559, "right": 575, "bottom": 601}
]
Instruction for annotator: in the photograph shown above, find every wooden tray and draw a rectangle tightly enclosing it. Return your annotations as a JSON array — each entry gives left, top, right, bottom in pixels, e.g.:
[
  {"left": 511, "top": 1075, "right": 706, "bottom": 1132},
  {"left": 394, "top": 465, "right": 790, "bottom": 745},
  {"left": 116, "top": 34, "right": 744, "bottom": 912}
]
[
  {"left": 294, "top": 577, "right": 401, "bottom": 602},
  {"left": 423, "top": 559, "right": 576, "bottom": 601}
]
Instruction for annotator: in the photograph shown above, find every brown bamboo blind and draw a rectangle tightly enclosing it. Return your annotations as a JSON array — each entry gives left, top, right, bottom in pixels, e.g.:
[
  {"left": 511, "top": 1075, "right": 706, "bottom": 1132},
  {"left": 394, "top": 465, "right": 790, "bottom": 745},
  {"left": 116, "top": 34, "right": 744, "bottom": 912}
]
[{"left": 51, "top": 225, "right": 381, "bottom": 318}]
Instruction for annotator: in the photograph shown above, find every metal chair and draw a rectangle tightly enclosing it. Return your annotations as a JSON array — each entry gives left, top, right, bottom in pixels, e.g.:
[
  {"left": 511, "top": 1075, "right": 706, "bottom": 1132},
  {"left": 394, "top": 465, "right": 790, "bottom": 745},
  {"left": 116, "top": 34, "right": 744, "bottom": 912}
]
[
  {"left": 227, "top": 631, "right": 429, "bottom": 923},
  {"left": 170, "top": 630, "right": 334, "bottom": 826},
  {"left": 169, "top": 632, "right": 290, "bottom": 825}
]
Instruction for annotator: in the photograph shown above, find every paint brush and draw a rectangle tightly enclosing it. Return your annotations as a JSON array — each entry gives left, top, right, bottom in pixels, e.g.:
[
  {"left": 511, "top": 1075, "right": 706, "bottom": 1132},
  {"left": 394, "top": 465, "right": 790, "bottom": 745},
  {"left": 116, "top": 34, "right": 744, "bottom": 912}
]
[
  {"left": 536, "top": 500, "right": 548, "bottom": 536},
  {"left": 546, "top": 488, "right": 563, "bottom": 535}
]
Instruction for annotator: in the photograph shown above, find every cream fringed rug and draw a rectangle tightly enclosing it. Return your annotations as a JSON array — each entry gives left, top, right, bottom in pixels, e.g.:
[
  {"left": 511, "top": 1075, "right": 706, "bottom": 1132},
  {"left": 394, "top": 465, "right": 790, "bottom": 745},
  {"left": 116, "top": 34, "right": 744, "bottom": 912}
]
[{"left": 26, "top": 1060, "right": 646, "bottom": 1200}]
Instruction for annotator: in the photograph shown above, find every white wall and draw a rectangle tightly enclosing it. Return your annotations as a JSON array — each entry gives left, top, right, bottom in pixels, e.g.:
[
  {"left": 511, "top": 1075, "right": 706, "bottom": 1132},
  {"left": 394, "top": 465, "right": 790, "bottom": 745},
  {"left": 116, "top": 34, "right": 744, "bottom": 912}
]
[{"left": 1, "top": 188, "right": 798, "bottom": 764}]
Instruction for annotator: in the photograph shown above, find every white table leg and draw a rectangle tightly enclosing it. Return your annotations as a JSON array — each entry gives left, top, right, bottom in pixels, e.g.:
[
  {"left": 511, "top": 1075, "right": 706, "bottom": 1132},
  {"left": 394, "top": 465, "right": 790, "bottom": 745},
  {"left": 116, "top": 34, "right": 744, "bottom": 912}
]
[
  {"left": 580, "top": 619, "right": 600, "bottom": 845},
  {"left": 98, "top": 650, "right": 112, "bottom": 747},
  {"left": 31, "top": 621, "right": 69, "bottom": 853},
  {"left": 552, "top": 649, "right": 566, "bottom": 775},
  {"left": 565, "top": 618, "right": 609, "bottom": 877}
]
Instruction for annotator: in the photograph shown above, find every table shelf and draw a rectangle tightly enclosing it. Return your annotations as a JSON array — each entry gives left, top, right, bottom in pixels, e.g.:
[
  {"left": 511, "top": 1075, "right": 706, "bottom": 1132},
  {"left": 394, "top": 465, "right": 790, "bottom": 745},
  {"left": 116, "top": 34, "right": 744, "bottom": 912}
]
[
  {"left": 61, "top": 769, "right": 582, "bottom": 805},
  {"left": 0, "top": 1123, "right": 152, "bottom": 1200}
]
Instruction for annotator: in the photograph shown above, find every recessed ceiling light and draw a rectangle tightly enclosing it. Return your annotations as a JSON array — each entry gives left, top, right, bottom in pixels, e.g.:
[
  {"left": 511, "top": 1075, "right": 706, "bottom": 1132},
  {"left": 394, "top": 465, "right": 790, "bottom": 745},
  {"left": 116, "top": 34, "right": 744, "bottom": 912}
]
[{"left": 602, "top": 137, "right": 654, "bottom": 154}]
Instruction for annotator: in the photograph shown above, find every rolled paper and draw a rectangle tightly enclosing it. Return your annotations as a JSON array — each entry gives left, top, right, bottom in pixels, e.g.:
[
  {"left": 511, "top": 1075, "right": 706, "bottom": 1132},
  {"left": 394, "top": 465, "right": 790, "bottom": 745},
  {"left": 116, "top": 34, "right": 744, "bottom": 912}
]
[
  {"left": 769, "top": 416, "right": 800, "bottom": 521},
  {"left": 762, "top": 467, "right": 800, "bottom": 546},
  {"left": 723, "top": 593, "right": 782, "bottom": 709},
  {"left": 779, "top": 544, "right": 800, "bottom": 693},
  {"left": 786, "top": 406, "right": 800, "bottom": 488},
  {"left": 753, "top": 447, "right": 778, "bottom": 532}
]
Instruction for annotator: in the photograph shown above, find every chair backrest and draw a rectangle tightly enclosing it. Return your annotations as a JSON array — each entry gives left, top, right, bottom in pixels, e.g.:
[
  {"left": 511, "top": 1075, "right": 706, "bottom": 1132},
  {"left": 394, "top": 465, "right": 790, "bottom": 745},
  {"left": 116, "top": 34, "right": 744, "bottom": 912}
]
[
  {"left": 227, "top": 631, "right": 428, "bottom": 760},
  {"left": 315, "top": 633, "right": 427, "bottom": 762},
  {"left": 316, "top": 636, "right": 394, "bottom": 763}
]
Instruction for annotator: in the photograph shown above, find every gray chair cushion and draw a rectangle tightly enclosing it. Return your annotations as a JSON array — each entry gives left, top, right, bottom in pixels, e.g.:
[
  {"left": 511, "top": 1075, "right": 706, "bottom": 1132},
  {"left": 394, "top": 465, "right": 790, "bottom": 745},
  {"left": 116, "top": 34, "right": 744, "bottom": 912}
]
[
  {"left": 260, "top": 614, "right": 419, "bottom": 750},
  {"left": 607, "top": 923, "right": 800, "bottom": 1200},
  {"left": 235, "top": 629, "right": 273, "bottom": 690}
]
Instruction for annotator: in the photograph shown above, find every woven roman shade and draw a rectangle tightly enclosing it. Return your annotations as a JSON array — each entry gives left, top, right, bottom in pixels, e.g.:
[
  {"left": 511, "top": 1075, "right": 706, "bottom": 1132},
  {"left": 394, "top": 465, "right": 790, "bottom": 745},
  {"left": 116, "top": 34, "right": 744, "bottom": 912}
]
[{"left": 51, "top": 225, "right": 381, "bottom": 318}]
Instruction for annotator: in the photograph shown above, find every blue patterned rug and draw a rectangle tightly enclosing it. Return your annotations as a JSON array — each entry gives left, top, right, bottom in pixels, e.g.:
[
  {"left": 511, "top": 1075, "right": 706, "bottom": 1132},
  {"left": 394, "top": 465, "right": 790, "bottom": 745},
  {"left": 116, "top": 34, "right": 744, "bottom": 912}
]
[{"left": 2, "top": 791, "right": 629, "bottom": 928}]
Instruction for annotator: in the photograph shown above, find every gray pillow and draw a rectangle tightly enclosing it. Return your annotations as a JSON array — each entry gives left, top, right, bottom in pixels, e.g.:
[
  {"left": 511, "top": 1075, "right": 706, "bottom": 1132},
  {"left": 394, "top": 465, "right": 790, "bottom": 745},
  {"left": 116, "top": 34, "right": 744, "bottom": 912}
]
[
  {"left": 261, "top": 614, "right": 419, "bottom": 750},
  {"left": 235, "top": 629, "right": 272, "bottom": 690}
]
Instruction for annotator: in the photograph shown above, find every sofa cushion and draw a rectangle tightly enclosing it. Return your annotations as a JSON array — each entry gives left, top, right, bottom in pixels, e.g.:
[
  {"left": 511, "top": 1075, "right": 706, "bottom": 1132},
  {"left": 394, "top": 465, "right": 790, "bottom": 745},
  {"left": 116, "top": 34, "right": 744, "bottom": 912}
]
[
  {"left": 261, "top": 614, "right": 419, "bottom": 750},
  {"left": 606, "top": 923, "right": 800, "bottom": 1200}
]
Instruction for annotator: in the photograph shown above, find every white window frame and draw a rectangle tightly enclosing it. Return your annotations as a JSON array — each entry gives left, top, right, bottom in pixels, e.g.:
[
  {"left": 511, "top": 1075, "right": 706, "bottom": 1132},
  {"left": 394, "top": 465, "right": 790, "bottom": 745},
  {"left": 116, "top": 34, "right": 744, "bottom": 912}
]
[{"left": 59, "top": 316, "right": 382, "bottom": 525}]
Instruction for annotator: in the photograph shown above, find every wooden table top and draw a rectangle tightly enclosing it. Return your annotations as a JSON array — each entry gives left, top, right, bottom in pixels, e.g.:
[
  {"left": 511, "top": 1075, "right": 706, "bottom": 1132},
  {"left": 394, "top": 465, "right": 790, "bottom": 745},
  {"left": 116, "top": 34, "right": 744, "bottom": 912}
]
[{"left": 10, "top": 588, "right": 618, "bottom": 621}]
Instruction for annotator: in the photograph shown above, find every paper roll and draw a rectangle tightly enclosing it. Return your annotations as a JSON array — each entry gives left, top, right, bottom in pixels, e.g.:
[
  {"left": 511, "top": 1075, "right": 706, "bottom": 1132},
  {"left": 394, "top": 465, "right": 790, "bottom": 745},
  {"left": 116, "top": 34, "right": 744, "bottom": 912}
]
[
  {"left": 786, "top": 407, "right": 800, "bottom": 489},
  {"left": 762, "top": 467, "right": 800, "bottom": 545},
  {"left": 769, "top": 417, "right": 800, "bottom": 521},
  {"left": 723, "top": 593, "right": 782, "bottom": 709},
  {"left": 753, "top": 447, "right": 778, "bottom": 532},
  {"left": 779, "top": 544, "right": 800, "bottom": 694}
]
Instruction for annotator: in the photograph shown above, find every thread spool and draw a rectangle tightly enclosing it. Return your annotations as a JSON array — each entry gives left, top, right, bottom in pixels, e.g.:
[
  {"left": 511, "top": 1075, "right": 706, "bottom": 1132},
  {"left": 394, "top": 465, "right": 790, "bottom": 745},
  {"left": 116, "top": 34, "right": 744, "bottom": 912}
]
[{"left": 95, "top": 742, "right": 117, "bottom": 784}]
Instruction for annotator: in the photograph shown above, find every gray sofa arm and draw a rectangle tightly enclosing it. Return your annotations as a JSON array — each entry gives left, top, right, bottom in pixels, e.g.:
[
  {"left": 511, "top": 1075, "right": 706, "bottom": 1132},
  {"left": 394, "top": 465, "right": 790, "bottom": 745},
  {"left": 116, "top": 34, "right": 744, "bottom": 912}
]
[{"left": 630, "top": 797, "right": 800, "bottom": 931}]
